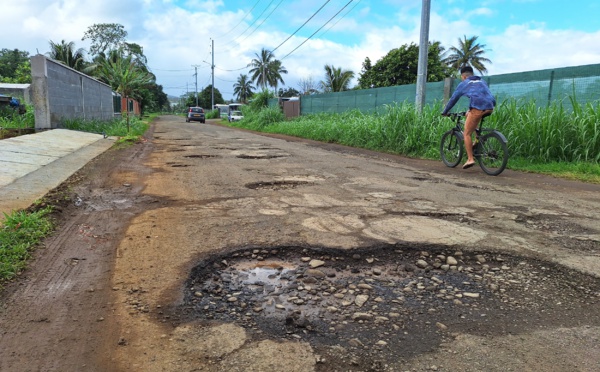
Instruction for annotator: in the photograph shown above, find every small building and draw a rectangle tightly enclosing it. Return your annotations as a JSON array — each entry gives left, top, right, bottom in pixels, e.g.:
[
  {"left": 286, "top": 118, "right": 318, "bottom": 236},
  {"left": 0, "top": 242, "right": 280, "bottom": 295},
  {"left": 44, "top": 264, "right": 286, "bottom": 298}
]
[{"left": 0, "top": 83, "right": 32, "bottom": 104}]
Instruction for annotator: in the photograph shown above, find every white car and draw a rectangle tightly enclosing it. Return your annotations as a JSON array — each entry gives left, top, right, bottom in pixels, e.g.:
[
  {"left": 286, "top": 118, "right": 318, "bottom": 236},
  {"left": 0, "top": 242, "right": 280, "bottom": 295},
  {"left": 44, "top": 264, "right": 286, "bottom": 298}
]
[{"left": 228, "top": 110, "right": 243, "bottom": 122}]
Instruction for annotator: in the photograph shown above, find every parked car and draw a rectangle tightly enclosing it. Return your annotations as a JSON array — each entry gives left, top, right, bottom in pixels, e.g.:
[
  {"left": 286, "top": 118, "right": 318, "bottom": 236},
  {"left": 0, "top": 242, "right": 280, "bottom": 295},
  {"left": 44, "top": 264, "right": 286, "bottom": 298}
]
[
  {"left": 228, "top": 110, "right": 243, "bottom": 122},
  {"left": 186, "top": 107, "right": 205, "bottom": 123}
]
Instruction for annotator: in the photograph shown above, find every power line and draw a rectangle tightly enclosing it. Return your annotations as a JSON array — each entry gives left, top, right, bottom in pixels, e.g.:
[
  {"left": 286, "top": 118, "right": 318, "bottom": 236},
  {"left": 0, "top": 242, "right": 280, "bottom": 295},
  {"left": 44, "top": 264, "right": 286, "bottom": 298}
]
[
  {"left": 318, "top": 0, "right": 362, "bottom": 38},
  {"left": 217, "top": 0, "right": 282, "bottom": 54},
  {"left": 281, "top": 0, "right": 354, "bottom": 60},
  {"left": 148, "top": 67, "right": 194, "bottom": 72},
  {"left": 236, "top": 0, "right": 284, "bottom": 44},
  {"left": 214, "top": 0, "right": 262, "bottom": 40},
  {"left": 272, "top": 0, "right": 331, "bottom": 54}
]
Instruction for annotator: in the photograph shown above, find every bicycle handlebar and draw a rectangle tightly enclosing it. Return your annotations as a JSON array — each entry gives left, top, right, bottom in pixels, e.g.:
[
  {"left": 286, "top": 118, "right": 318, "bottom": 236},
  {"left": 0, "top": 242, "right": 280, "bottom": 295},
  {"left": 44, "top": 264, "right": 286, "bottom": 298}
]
[{"left": 443, "top": 112, "right": 466, "bottom": 118}]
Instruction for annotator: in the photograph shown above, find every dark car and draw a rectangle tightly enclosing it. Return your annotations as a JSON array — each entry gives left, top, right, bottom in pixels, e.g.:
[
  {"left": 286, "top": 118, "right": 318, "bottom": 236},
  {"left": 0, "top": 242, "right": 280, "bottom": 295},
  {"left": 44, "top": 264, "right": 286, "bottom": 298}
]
[{"left": 186, "top": 107, "right": 205, "bottom": 123}]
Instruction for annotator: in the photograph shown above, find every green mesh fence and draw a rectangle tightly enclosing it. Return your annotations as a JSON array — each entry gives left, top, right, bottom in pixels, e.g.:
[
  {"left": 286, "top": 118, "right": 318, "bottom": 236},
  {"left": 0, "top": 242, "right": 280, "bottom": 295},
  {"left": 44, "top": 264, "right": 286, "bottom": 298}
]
[{"left": 296, "top": 63, "right": 600, "bottom": 115}]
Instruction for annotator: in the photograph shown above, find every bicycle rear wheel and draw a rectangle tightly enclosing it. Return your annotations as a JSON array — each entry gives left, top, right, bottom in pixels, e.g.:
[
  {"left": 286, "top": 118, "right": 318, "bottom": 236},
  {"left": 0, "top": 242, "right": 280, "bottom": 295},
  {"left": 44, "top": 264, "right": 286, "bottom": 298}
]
[
  {"left": 477, "top": 132, "right": 509, "bottom": 176},
  {"left": 440, "top": 130, "right": 463, "bottom": 168}
]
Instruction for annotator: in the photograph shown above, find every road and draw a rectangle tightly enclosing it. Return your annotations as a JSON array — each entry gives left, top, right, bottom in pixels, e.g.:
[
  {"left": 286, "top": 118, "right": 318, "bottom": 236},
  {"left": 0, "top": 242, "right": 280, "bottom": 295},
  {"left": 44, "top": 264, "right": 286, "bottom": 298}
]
[{"left": 1, "top": 115, "right": 599, "bottom": 372}]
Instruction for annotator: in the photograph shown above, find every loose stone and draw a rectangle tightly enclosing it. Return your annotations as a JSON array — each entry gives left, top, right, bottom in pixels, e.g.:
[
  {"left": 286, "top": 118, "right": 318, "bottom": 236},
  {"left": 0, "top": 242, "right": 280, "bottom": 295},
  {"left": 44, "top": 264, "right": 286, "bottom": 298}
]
[
  {"left": 352, "top": 312, "right": 373, "bottom": 321},
  {"left": 306, "top": 269, "right": 327, "bottom": 278},
  {"left": 416, "top": 259, "right": 428, "bottom": 268},
  {"left": 355, "top": 294, "right": 369, "bottom": 307},
  {"left": 309, "top": 259, "right": 326, "bottom": 268}
]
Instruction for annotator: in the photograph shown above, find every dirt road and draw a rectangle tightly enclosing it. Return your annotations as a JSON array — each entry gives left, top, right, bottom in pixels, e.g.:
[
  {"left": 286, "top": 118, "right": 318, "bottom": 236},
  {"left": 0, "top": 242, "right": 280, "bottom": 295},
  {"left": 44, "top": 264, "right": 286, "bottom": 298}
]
[{"left": 1, "top": 115, "right": 599, "bottom": 372}]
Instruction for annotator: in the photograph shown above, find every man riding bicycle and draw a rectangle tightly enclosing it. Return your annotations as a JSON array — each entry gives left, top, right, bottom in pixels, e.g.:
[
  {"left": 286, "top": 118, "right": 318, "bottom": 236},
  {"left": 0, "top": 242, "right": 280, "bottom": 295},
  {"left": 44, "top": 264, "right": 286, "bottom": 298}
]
[{"left": 442, "top": 65, "right": 496, "bottom": 169}]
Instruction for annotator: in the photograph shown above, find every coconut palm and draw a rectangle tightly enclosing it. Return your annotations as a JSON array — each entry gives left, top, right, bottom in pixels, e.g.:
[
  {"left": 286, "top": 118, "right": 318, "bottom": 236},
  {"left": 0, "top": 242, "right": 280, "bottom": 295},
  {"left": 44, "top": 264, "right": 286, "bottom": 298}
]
[
  {"left": 320, "top": 64, "right": 355, "bottom": 93},
  {"left": 233, "top": 74, "right": 255, "bottom": 103},
  {"left": 248, "top": 48, "right": 287, "bottom": 90},
  {"left": 444, "top": 35, "right": 492, "bottom": 74},
  {"left": 47, "top": 40, "right": 86, "bottom": 71},
  {"left": 95, "top": 49, "right": 154, "bottom": 131}
]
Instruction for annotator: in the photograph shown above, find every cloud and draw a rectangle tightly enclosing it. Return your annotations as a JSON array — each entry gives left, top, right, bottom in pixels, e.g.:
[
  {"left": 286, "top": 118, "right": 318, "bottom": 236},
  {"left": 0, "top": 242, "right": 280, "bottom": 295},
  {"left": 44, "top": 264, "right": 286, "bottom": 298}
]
[{"left": 488, "top": 24, "right": 600, "bottom": 74}]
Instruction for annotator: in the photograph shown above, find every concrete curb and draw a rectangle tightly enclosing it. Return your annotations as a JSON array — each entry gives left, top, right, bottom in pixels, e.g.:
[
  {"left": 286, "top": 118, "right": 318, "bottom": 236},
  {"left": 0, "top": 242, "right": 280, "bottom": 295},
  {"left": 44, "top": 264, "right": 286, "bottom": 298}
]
[{"left": 0, "top": 129, "right": 115, "bottom": 218}]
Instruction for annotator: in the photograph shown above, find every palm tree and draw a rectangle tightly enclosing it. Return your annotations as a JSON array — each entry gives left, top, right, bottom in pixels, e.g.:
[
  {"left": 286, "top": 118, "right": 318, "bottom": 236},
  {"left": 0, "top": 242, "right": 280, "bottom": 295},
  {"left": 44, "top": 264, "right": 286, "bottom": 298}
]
[
  {"left": 248, "top": 48, "right": 287, "bottom": 90},
  {"left": 320, "top": 65, "right": 355, "bottom": 93},
  {"left": 444, "top": 35, "right": 492, "bottom": 74},
  {"left": 233, "top": 74, "right": 255, "bottom": 103},
  {"left": 95, "top": 49, "right": 154, "bottom": 131},
  {"left": 47, "top": 40, "right": 86, "bottom": 71}
]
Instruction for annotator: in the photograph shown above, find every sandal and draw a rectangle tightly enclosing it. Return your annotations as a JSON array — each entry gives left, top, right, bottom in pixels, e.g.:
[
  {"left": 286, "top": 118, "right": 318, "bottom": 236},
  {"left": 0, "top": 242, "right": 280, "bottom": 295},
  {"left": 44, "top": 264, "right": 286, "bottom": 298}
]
[{"left": 462, "top": 162, "right": 475, "bottom": 169}]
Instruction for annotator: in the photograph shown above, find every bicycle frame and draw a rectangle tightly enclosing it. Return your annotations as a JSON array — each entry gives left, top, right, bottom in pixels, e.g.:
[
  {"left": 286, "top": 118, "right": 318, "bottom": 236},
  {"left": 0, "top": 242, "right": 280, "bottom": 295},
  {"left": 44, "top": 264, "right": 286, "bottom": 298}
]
[
  {"left": 441, "top": 111, "right": 510, "bottom": 176},
  {"left": 447, "top": 112, "right": 507, "bottom": 145}
]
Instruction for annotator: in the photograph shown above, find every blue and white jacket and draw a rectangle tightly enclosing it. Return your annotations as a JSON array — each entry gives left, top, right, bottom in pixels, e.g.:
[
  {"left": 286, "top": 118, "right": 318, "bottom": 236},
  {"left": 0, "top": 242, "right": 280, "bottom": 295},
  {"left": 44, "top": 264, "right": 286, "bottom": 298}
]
[{"left": 442, "top": 76, "right": 496, "bottom": 115}]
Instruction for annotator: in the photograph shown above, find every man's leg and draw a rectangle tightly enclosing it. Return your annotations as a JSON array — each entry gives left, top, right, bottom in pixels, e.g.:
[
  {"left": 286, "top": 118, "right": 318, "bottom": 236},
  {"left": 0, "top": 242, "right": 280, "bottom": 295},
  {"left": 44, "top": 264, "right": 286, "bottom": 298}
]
[{"left": 463, "top": 109, "right": 491, "bottom": 167}]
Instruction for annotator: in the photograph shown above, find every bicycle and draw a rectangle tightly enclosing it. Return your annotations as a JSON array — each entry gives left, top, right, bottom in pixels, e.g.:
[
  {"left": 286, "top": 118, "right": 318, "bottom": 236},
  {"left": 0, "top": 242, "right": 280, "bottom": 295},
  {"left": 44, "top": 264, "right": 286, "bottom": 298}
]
[{"left": 440, "top": 112, "right": 509, "bottom": 176}]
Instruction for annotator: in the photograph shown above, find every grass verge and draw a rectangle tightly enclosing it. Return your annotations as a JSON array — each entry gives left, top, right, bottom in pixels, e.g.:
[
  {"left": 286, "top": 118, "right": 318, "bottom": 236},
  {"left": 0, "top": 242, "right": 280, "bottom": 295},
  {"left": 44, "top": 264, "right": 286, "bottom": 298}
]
[
  {"left": 226, "top": 99, "right": 600, "bottom": 183},
  {"left": 0, "top": 207, "right": 53, "bottom": 285}
]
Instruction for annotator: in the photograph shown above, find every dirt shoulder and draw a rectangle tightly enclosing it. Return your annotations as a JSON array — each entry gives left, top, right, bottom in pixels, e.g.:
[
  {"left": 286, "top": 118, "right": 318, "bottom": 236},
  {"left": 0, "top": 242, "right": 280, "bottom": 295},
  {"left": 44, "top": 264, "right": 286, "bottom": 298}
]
[{"left": 1, "top": 116, "right": 599, "bottom": 372}]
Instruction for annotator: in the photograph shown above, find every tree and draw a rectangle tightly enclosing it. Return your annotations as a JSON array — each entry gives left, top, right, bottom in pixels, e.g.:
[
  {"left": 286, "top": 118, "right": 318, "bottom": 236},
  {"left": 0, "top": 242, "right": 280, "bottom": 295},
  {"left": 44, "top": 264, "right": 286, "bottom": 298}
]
[
  {"left": 357, "top": 42, "right": 449, "bottom": 89},
  {"left": 82, "top": 23, "right": 128, "bottom": 57},
  {"left": 95, "top": 49, "right": 154, "bottom": 131},
  {"left": 47, "top": 40, "right": 87, "bottom": 71},
  {"left": 233, "top": 74, "right": 255, "bottom": 103},
  {"left": 248, "top": 48, "right": 287, "bottom": 90},
  {"left": 0, "top": 49, "right": 30, "bottom": 82},
  {"left": 297, "top": 76, "right": 319, "bottom": 95},
  {"left": 320, "top": 65, "right": 355, "bottom": 93},
  {"left": 444, "top": 35, "right": 492, "bottom": 74},
  {"left": 278, "top": 87, "right": 300, "bottom": 97},
  {"left": 184, "top": 85, "right": 224, "bottom": 109}
]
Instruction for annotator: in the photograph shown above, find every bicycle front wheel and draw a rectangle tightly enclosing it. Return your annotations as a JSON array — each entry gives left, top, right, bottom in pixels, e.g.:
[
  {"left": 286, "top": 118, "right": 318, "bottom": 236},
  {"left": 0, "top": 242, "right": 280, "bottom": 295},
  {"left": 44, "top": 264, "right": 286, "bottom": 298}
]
[
  {"left": 477, "top": 132, "right": 509, "bottom": 176},
  {"left": 440, "top": 130, "right": 464, "bottom": 168}
]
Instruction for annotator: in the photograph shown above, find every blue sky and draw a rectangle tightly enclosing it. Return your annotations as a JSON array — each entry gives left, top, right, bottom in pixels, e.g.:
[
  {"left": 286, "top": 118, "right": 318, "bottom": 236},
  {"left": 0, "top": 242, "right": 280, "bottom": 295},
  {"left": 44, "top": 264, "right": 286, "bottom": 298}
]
[{"left": 2, "top": 0, "right": 600, "bottom": 100}]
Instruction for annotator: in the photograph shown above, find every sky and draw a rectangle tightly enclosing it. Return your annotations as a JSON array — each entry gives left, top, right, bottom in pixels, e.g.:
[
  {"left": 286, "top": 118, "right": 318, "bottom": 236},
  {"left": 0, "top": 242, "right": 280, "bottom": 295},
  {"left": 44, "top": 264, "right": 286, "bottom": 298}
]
[{"left": 2, "top": 0, "right": 600, "bottom": 101}]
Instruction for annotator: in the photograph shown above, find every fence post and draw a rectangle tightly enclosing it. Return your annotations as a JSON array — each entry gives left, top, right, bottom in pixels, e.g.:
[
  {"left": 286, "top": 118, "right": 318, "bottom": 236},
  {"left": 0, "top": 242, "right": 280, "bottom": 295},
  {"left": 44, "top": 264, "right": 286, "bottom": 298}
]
[
  {"left": 547, "top": 70, "right": 555, "bottom": 107},
  {"left": 443, "top": 77, "right": 453, "bottom": 104}
]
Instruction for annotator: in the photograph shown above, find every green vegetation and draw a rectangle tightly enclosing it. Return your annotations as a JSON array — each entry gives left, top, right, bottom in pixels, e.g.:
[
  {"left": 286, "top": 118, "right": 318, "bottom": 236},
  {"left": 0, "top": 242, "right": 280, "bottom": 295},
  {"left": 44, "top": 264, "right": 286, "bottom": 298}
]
[
  {"left": 0, "top": 104, "right": 35, "bottom": 129},
  {"left": 205, "top": 109, "right": 220, "bottom": 119},
  {"left": 62, "top": 116, "right": 149, "bottom": 143},
  {"left": 0, "top": 207, "right": 53, "bottom": 283},
  {"left": 227, "top": 98, "right": 600, "bottom": 183}
]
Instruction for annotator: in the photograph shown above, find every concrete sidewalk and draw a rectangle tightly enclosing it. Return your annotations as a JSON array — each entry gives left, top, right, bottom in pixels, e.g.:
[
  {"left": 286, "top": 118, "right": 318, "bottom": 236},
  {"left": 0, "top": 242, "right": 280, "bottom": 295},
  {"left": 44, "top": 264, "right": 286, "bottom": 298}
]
[{"left": 0, "top": 129, "right": 115, "bottom": 218}]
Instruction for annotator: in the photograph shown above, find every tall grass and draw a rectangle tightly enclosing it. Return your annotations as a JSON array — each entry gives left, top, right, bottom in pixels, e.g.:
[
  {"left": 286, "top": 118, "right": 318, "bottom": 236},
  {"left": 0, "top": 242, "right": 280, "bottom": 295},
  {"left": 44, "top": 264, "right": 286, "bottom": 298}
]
[
  {"left": 229, "top": 98, "right": 600, "bottom": 180},
  {"left": 62, "top": 116, "right": 149, "bottom": 138},
  {"left": 491, "top": 99, "right": 600, "bottom": 163},
  {"left": 0, "top": 104, "right": 35, "bottom": 129}
]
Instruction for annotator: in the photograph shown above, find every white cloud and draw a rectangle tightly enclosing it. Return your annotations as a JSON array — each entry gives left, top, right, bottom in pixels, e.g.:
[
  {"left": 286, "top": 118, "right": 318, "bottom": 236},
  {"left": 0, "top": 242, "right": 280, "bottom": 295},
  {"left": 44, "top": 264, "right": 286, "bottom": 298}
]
[{"left": 488, "top": 24, "right": 600, "bottom": 74}]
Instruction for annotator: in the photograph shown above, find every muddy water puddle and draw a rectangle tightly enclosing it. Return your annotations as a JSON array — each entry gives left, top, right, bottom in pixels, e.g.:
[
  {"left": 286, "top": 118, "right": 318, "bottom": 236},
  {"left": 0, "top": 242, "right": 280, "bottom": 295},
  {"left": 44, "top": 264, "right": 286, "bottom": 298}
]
[{"left": 176, "top": 245, "right": 600, "bottom": 365}]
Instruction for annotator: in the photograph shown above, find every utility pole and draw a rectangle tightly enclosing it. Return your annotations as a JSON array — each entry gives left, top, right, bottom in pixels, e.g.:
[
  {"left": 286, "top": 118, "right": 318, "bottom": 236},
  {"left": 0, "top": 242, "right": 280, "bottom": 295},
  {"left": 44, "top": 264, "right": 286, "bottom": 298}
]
[
  {"left": 416, "top": 0, "right": 431, "bottom": 113},
  {"left": 211, "top": 39, "right": 215, "bottom": 111},
  {"left": 192, "top": 65, "right": 200, "bottom": 107}
]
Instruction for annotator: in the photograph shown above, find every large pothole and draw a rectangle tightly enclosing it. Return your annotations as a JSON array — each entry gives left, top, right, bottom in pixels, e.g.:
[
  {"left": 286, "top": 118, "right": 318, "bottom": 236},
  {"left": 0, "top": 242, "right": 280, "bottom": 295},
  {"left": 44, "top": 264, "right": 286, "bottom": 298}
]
[{"left": 175, "top": 245, "right": 600, "bottom": 366}]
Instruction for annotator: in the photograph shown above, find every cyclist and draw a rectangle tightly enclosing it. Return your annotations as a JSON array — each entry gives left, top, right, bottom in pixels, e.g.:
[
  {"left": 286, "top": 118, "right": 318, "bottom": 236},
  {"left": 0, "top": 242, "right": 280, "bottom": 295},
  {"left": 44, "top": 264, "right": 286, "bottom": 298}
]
[{"left": 442, "top": 65, "right": 496, "bottom": 169}]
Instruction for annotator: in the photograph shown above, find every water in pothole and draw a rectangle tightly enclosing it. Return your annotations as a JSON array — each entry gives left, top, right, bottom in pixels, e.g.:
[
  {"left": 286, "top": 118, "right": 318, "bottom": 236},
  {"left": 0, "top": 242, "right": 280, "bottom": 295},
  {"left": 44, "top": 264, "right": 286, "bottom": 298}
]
[{"left": 176, "top": 245, "right": 600, "bottom": 362}]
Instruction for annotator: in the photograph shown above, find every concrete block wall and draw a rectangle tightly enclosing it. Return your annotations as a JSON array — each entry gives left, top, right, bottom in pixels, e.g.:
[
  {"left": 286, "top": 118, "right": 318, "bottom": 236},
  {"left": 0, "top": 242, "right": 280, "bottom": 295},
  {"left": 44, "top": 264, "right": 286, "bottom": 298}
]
[{"left": 31, "top": 55, "right": 114, "bottom": 129}]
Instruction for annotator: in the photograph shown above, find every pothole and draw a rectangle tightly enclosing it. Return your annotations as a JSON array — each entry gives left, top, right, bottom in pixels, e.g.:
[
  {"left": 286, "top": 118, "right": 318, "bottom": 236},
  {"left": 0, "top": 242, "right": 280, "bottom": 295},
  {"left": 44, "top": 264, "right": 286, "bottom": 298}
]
[
  {"left": 175, "top": 245, "right": 600, "bottom": 366},
  {"left": 237, "top": 154, "right": 286, "bottom": 159},
  {"left": 184, "top": 154, "right": 220, "bottom": 159},
  {"left": 245, "top": 181, "right": 311, "bottom": 190},
  {"left": 515, "top": 214, "right": 596, "bottom": 235}
]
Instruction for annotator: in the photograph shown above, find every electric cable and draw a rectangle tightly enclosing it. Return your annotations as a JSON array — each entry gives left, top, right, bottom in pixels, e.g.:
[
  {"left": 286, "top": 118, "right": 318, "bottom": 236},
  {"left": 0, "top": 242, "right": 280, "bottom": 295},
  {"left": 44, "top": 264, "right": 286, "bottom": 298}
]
[
  {"left": 214, "top": 0, "right": 262, "bottom": 39},
  {"left": 281, "top": 0, "right": 353, "bottom": 60},
  {"left": 272, "top": 0, "right": 331, "bottom": 53}
]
